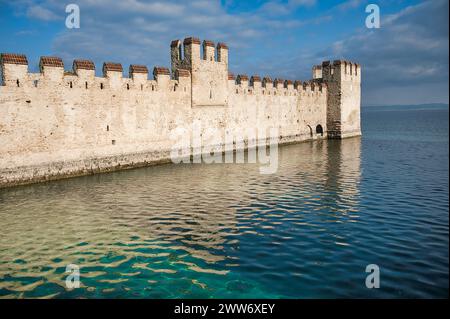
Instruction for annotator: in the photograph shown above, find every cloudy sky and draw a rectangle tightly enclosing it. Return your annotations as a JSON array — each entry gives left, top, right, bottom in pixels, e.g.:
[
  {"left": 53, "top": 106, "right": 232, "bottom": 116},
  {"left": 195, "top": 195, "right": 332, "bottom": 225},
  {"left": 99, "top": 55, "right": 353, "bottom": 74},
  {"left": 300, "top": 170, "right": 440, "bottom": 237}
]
[{"left": 0, "top": 0, "right": 448, "bottom": 106}]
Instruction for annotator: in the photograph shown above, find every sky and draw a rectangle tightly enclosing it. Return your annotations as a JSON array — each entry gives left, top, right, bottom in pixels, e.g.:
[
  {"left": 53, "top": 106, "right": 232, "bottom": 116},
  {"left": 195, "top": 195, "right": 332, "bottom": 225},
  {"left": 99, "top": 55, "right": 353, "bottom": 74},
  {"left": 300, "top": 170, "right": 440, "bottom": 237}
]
[{"left": 0, "top": 0, "right": 448, "bottom": 106}]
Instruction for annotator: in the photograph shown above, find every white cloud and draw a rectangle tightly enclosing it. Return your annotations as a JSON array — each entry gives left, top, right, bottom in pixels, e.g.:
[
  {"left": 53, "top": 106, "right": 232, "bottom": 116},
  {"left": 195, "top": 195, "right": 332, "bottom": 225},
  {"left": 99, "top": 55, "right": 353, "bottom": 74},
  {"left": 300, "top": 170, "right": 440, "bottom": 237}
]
[
  {"left": 6, "top": 0, "right": 448, "bottom": 105},
  {"left": 26, "top": 5, "right": 60, "bottom": 21}
]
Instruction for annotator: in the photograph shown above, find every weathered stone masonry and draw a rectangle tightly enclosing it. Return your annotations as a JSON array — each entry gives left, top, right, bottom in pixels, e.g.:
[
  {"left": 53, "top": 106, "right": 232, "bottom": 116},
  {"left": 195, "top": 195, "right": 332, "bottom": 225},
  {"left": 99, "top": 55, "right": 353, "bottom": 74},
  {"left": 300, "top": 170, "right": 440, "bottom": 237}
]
[{"left": 0, "top": 37, "right": 361, "bottom": 188}]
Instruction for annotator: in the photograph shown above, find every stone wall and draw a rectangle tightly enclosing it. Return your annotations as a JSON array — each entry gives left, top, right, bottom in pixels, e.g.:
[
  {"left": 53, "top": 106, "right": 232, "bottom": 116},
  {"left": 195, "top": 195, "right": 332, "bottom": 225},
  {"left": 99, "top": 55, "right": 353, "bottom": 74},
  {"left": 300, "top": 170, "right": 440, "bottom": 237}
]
[{"left": 0, "top": 38, "right": 360, "bottom": 188}]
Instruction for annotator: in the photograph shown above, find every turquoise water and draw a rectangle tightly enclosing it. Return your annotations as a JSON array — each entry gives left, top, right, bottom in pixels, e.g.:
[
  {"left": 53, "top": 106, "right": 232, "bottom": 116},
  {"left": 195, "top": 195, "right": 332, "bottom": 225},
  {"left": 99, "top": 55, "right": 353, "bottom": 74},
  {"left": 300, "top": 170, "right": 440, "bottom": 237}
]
[{"left": 0, "top": 105, "right": 448, "bottom": 298}]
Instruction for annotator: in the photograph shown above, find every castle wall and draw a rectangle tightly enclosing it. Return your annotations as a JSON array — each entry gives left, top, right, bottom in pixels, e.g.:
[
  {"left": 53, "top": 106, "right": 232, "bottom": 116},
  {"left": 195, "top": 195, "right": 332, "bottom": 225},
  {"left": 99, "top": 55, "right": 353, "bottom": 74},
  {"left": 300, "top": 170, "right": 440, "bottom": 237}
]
[{"left": 0, "top": 39, "right": 359, "bottom": 188}]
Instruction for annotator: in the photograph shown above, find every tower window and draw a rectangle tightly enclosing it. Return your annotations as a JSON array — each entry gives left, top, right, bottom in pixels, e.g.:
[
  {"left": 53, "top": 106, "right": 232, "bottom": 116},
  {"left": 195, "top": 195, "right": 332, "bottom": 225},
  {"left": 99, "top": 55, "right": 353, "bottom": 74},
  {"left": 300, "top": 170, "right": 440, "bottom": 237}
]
[{"left": 85, "top": 82, "right": 88, "bottom": 89}]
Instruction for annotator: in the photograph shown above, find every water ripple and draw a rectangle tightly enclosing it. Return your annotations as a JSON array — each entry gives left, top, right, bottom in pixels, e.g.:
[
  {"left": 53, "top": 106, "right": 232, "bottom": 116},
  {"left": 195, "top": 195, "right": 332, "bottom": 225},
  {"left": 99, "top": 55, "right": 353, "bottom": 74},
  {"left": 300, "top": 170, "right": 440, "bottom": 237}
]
[{"left": 0, "top": 108, "right": 448, "bottom": 298}]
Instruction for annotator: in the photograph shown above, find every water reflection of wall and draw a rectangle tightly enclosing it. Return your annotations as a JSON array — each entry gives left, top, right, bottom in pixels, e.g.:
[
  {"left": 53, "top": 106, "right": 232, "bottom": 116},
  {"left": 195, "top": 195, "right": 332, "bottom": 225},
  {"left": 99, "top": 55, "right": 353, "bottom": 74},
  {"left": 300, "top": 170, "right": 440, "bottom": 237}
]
[{"left": 0, "top": 138, "right": 362, "bottom": 290}]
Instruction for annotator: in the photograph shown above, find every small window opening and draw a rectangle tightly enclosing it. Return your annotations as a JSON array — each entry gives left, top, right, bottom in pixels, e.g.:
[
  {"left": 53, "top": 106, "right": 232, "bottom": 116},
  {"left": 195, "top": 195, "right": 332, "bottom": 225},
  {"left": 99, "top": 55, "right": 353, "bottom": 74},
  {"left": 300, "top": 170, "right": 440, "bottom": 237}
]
[
  {"left": 112, "top": 139, "right": 116, "bottom": 145},
  {"left": 33, "top": 80, "right": 38, "bottom": 87},
  {"left": 210, "top": 89, "right": 212, "bottom": 99},
  {"left": 16, "top": 79, "right": 20, "bottom": 87},
  {"left": 100, "top": 83, "right": 104, "bottom": 89},
  {"left": 85, "top": 82, "right": 88, "bottom": 89},
  {"left": 106, "top": 125, "right": 109, "bottom": 132},
  {"left": 69, "top": 82, "right": 73, "bottom": 88},
  {"left": 141, "top": 84, "right": 143, "bottom": 91}
]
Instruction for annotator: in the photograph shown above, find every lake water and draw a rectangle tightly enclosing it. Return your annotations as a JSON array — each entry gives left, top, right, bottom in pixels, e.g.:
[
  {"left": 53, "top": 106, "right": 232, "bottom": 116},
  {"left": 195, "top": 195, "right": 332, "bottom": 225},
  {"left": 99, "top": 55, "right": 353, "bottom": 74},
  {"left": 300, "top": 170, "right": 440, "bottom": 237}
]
[{"left": 0, "top": 105, "right": 448, "bottom": 298}]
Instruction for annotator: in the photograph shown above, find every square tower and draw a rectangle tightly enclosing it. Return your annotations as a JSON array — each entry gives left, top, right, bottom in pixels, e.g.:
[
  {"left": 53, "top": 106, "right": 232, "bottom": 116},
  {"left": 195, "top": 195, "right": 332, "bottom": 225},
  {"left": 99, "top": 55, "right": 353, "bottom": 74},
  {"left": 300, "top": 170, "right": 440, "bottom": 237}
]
[
  {"left": 319, "top": 60, "right": 361, "bottom": 139},
  {"left": 171, "top": 37, "right": 229, "bottom": 107}
]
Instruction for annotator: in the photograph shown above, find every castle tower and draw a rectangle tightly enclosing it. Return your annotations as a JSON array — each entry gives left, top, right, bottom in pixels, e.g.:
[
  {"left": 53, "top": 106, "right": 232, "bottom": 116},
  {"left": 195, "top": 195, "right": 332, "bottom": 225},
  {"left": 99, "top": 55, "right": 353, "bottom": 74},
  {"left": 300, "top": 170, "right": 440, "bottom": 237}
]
[
  {"left": 318, "top": 60, "right": 361, "bottom": 139},
  {"left": 170, "top": 37, "right": 229, "bottom": 107}
]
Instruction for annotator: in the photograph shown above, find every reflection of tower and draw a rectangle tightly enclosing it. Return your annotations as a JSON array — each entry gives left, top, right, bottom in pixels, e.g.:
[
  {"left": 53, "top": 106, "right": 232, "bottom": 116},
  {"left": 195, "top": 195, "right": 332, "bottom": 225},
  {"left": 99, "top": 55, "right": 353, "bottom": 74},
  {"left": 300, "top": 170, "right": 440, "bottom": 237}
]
[{"left": 325, "top": 137, "right": 362, "bottom": 214}]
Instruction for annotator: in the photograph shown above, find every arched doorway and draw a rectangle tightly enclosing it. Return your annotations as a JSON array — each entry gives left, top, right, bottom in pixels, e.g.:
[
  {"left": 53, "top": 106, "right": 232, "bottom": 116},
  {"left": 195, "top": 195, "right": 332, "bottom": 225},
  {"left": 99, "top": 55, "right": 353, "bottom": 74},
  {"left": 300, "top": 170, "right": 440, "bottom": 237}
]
[
  {"left": 316, "top": 124, "right": 323, "bottom": 136},
  {"left": 307, "top": 125, "right": 313, "bottom": 138}
]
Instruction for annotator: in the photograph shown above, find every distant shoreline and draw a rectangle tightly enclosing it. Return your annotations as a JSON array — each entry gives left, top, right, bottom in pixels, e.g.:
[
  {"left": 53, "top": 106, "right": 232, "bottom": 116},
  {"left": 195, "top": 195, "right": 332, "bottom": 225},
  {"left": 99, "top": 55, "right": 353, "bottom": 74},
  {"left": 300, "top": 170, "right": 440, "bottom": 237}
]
[{"left": 362, "top": 103, "right": 449, "bottom": 111}]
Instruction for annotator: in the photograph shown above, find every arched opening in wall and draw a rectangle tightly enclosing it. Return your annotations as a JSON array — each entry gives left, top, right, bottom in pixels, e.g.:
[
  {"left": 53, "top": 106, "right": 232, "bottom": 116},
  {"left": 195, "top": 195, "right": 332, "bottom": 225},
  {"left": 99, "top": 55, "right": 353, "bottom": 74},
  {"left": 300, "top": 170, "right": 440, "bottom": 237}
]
[
  {"left": 307, "top": 125, "right": 313, "bottom": 137},
  {"left": 316, "top": 124, "right": 323, "bottom": 136},
  {"left": 69, "top": 82, "right": 73, "bottom": 88}
]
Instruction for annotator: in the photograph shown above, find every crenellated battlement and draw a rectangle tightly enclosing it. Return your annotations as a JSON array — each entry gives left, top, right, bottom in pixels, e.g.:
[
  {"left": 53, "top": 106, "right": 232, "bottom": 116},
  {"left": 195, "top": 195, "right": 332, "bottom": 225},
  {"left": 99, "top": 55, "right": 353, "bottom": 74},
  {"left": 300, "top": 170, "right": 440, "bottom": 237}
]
[
  {"left": 0, "top": 53, "right": 193, "bottom": 94},
  {"left": 0, "top": 37, "right": 361, "bottom": 188},
  {"left": 318, "top": 59, "right": 361, "bottom": 82}
]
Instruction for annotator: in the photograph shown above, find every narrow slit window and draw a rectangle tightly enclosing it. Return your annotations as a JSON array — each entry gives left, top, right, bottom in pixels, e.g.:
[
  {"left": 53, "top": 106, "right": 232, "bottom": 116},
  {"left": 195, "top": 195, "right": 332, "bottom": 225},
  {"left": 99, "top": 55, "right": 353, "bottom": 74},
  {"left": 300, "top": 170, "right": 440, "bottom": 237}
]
[
  {"left": 85, "top": 82, "right": 88, "bottom": 89},
  {"left": 16, "top": 79, "right": 20, "bottom": 87}
]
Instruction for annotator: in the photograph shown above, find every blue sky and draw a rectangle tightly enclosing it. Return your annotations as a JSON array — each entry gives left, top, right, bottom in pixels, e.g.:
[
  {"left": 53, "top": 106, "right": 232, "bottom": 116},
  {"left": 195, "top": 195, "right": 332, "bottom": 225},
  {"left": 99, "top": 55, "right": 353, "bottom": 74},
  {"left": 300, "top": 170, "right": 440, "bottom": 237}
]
[{"left": 0, "top": 0, "right": 448, "bottom": 105}]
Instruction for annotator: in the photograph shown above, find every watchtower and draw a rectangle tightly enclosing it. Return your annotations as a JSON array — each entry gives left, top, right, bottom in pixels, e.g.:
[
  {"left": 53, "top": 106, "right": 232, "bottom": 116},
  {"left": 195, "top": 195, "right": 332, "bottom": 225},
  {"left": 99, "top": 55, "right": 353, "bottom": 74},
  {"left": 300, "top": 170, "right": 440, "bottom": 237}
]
[
  {"left": 315, "top": 60, "right": 361, "bottom": 139},
  {"left": 171, "top": 37, "right": 229, "bottom": 107}
]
